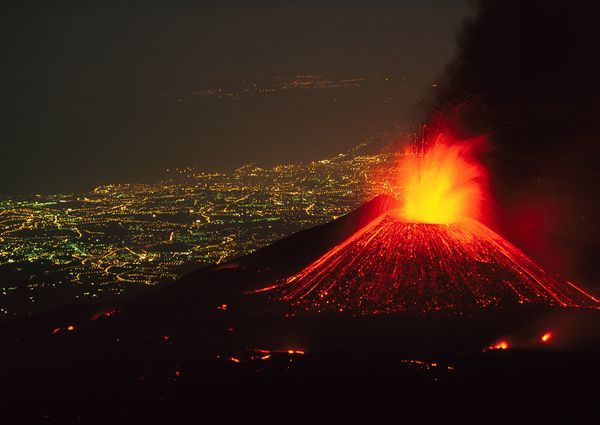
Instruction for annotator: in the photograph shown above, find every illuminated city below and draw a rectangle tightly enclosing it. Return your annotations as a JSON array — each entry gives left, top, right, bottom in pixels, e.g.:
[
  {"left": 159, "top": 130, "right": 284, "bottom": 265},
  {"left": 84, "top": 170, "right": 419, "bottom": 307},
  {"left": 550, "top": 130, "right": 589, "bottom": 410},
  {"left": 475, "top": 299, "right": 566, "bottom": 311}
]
[{"left": 0, "top": 137, "right": 404, "bottom": 319}]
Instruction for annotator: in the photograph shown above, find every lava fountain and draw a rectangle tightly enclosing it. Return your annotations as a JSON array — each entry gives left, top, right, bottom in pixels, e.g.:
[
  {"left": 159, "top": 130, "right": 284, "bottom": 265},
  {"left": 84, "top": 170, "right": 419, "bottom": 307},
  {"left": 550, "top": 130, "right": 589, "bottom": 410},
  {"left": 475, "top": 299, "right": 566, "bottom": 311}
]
[
  {"left": 400, "top": 137, "right": 486, "bottom": 224},
  {"left": 255, "top": 128, "right": 598, "bottom": 314}
]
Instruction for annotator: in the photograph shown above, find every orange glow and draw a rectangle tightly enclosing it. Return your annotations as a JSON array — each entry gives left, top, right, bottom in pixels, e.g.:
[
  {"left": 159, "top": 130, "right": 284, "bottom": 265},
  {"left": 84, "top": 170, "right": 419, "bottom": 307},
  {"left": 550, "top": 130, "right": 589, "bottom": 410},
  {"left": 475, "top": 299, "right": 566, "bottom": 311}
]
[
  {"left": 228, "top": 357, "right": 241, "bottom": 363},
  {"left": 249, "top": 347, "right": 304, "bottom": 356},
  {"left": 400, "top": 359, "right": 442, "bottom": 370},
  {"left": 66, "top": 325, "right": 75, "bottom": 332},
  {"left": 91, "top": 309, "right": 120, "bottom": 321},
  {"left": 217, "top": 304, "right": 228, "bottom": 311},
  {"left": 541, "top": 332, "right": 553, "bottom": 342},
  {"left": 489, "top": 341, "right": 509, "bottom": 350},
  {"left": 399, "top": 138, "right": 486, "bottom": 224}
]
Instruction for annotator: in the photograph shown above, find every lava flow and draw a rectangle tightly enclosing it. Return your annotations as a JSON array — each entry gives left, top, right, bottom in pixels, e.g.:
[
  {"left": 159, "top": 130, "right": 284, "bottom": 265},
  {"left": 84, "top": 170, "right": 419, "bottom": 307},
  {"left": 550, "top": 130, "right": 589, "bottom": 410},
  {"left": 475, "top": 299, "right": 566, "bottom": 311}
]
[{"left": 257, "top": 129, "right": 599, "bottom": 314}]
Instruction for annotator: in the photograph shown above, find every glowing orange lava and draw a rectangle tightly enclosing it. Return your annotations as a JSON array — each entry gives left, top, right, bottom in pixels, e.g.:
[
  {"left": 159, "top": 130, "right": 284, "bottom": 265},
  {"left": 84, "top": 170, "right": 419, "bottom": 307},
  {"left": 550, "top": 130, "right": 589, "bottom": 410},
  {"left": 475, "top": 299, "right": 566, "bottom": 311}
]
[
  {"left": 252, "top": 120, "right": 599, "bottom": 315},
  {"left": 260, "top": 214, "right": 598, "bottom": 314},
  {"left": 488, "top": 341, "right": 510, "bottom": 351},
  {"left": 398, "top": 135, "right": 487, "bottom": 224}
]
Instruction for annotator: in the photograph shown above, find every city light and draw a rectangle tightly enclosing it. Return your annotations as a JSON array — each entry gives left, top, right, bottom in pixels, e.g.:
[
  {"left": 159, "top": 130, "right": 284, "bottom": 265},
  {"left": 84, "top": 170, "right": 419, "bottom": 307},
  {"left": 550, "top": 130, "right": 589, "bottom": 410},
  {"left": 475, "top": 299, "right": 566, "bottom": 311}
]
[{"left": 0, "top": 142, "right": 402, "bottom": 319}]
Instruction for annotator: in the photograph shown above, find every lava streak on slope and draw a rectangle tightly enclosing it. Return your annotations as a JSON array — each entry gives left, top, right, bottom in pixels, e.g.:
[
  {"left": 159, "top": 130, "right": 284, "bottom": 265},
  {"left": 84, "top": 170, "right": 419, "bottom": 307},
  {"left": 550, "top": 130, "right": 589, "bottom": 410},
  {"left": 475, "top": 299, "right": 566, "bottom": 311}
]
[
  {"left": 267, "top": 214, "right": 598, "bottom": 314},
  {"left": 254, "top": 126, "right": 598, "bottom": 315}
]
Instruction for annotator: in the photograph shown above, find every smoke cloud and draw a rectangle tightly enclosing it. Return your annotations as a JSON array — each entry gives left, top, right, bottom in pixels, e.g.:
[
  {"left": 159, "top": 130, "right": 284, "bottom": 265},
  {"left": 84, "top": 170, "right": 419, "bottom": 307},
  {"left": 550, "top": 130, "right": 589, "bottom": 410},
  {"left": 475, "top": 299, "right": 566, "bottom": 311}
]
[{"left": 429, "top": 0, "right": 600, "bottom": 280}]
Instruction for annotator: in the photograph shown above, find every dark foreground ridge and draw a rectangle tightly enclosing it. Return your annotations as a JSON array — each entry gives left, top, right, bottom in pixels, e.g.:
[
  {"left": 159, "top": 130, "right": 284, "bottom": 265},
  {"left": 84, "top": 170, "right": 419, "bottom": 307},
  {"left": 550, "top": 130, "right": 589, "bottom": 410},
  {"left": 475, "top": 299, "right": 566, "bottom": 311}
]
[{"left": 1, "top": 195, "right": 600, "bottom": 424}]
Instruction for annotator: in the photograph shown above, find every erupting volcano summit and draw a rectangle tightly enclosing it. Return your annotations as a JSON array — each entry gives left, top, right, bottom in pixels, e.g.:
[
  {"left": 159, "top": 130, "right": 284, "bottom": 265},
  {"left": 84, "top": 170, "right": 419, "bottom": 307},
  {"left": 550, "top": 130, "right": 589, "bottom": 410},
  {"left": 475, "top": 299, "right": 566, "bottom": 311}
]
[{"left": 257, "top": 128, "right": 599, "bottom": 314}]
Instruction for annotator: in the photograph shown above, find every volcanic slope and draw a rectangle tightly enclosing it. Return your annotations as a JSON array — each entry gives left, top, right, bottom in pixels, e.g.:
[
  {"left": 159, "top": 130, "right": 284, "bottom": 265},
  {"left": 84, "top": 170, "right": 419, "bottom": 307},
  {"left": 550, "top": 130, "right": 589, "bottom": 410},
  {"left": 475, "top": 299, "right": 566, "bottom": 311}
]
[{"left": 263, "top": 212, "right": 599, "bottom": 314}]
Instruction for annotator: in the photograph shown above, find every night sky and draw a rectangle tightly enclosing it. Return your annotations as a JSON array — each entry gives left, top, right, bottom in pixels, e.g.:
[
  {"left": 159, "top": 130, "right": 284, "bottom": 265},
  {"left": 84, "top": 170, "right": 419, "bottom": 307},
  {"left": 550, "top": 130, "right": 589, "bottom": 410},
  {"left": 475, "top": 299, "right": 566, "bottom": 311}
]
[{"left": 0, "top": 0, "right": 469, "bottom": 194}]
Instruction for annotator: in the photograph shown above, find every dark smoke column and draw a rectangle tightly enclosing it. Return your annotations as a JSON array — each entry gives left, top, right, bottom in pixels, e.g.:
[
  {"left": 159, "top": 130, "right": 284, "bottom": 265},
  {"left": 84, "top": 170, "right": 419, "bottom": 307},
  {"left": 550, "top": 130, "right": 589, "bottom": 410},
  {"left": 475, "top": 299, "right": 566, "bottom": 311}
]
[{"left": 428, "top": 0, "right": 600, "bottom": 280}]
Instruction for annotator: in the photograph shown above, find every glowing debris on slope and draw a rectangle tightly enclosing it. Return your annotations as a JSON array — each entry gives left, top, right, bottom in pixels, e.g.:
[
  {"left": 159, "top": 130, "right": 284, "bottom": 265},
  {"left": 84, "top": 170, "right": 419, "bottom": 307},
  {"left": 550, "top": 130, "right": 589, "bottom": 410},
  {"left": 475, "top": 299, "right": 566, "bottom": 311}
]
[
  {"left": 487, "top": 341, "right": 510, "bottom": 351},
  {"left": 257, "top": 213, "right": 598, "bottom": 315}
]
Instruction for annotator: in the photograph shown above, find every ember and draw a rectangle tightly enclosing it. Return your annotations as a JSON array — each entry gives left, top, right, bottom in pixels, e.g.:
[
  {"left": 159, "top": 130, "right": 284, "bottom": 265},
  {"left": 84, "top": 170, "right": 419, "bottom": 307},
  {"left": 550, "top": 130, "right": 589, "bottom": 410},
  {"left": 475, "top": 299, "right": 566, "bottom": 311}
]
[
  {"left": 91, "top": 309, "right": 120, "bottom": 321},
  {"left": 51, "top": 325, "right": 77, "bottom": 334}
]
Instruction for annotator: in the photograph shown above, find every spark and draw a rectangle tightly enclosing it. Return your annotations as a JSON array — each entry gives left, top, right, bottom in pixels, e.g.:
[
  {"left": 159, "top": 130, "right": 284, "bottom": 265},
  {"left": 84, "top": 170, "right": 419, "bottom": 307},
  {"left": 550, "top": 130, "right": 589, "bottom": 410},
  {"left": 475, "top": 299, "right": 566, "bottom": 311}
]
[
  {"left": 400, "top": 359, "right": 445, "bottom": 370},
  {"left": 541, "top": 332, "right": 553, "bottom": 343}
]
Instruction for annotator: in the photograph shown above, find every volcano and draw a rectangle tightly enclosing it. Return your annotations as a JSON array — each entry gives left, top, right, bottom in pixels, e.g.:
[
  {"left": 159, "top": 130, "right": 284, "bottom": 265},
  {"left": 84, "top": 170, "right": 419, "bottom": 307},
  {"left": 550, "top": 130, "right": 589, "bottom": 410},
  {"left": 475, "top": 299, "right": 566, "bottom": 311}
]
[
  {"left": 255, "top": 134, "right": 598, "bottom": 314},
  {"left": 259, "top": 212, "right": 598, "bottom": 314}
]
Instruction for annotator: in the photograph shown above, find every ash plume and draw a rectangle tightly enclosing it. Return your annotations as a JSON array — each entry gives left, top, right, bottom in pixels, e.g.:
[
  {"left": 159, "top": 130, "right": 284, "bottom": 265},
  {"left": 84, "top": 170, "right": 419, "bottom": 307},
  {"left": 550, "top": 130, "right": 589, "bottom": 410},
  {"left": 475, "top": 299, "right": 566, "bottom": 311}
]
[{"left": 429, "top": 0, "right": 600, "bottom": 279}]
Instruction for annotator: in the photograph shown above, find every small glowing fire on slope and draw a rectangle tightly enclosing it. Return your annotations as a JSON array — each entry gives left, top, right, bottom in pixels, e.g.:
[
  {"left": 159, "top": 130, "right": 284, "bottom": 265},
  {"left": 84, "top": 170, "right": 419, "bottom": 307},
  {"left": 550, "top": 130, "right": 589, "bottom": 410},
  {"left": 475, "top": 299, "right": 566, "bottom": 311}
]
[
  {"left": 484, "top": 330, "right": 556, "bottom": 351},
  {"left": 218, "top": 348, "right": 306, "bottom": 365},
  {"left": 251, "top": 120, "right": 599, "bottom": 314}
]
